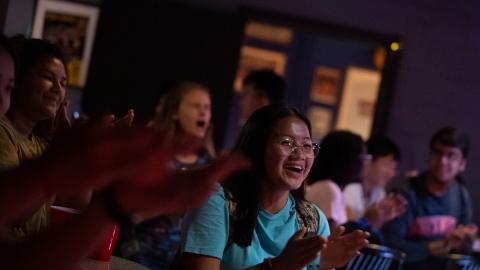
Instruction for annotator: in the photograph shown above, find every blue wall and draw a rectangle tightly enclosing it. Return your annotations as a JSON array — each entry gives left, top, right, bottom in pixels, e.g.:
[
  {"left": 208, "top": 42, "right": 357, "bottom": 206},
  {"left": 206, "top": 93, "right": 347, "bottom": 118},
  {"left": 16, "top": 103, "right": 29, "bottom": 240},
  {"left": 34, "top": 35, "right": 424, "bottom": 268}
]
[{"left": 169, "top": 0, "right": 480, "bottom": 225}]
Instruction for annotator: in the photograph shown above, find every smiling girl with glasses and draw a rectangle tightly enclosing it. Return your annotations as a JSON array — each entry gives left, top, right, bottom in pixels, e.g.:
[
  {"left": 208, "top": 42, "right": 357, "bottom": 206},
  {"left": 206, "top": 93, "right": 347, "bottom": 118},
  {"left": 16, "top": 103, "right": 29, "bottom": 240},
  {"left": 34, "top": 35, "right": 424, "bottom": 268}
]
[{"left": 179, "top": 104, "right": 368, "bottom": 270}]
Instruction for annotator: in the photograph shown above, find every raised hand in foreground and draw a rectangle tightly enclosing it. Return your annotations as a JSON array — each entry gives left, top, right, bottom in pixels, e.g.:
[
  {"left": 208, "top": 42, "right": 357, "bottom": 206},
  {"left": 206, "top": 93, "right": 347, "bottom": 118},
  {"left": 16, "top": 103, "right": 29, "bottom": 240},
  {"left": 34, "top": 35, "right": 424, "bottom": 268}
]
[
  {"left": 269, "top": 227, "right": 327, "bottom": 270},
  {"left": 0, "top": 123, "right": 250, "bottom": 270},
  {"left": 364, "top": 193, "right": 407, "bottom": 229},
  {"left": 319, "top": 226, "right": 369, "bottom": 270}
]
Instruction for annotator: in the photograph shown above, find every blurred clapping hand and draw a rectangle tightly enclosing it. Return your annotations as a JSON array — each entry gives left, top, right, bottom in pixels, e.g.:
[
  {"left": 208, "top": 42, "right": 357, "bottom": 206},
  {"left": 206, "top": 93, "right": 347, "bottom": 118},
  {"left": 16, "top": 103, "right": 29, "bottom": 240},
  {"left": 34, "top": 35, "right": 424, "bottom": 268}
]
[{"left": 364, "top": 193, "right": 407, "bottom": 229}]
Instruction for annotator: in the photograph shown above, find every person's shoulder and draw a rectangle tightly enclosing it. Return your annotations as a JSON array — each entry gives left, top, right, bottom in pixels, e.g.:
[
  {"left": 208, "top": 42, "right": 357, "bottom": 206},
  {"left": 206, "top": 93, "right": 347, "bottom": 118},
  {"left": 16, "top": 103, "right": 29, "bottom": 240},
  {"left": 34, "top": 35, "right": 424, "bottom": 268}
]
[
  {"left": 0, "top": 117, "right": 15, "bottom": 137},
  {"left": 183, "top": 183, "right": 228, "bottom": 222},
  {"left": 389, "top": 173, "right": 425, "bottom": 193},
  {"left": 309, "top": 179, "right": 340, "bottom": 192},
  {"left": 344, "top": 183, "right": 363, "bottom": 194},
  {"left": 451, "top": 177, "right": 470, "bottom": 198},
  {"left": 307, "top": 180, "right": 340, "bottom": 201},
  {"left": 210, "top": 183, "right": 226, "bottom": 201}
]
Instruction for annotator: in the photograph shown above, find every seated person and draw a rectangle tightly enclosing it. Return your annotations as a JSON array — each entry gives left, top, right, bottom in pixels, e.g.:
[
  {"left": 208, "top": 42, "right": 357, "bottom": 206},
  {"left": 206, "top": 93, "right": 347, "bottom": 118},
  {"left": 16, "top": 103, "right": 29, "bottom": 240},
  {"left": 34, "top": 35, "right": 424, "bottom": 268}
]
[
  {"left": 382, "top": 127, "right": 477, "bottom": 269},
  {"left": 306, "top": 131, "right": 405, "bottom": 244},
  {"left": 181, "top": 104, "right": 369, "bottom": 270},
  {"left": 114, "top": 80, "right": 215, "bottom": 270},
  {"left": 0, "top": 32, "right": 251, "bottom": 269},
  {"left": 0, "top": 35, "right": 133, "bottom": 238},
  {"left": 344, "top": 136, "right": 401, "bottom": 220},
  {"left": 222, "top": 69, "right": 285, "bottom": 151}
]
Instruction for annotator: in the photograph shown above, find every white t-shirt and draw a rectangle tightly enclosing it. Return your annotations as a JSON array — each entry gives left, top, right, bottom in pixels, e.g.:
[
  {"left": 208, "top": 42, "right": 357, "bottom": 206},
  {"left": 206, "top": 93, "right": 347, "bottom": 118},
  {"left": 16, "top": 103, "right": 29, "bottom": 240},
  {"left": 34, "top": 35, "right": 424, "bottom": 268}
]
[{"left": 343, "top": 183, "right": 386, "bottom": 220}]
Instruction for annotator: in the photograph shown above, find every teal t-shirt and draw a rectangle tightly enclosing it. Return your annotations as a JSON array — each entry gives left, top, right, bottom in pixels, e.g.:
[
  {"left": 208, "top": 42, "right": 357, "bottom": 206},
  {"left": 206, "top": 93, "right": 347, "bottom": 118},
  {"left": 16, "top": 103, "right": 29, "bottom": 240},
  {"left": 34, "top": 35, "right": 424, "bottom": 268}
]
[{"left": 181, "top": 184, "right": 330, "bottom": 270}]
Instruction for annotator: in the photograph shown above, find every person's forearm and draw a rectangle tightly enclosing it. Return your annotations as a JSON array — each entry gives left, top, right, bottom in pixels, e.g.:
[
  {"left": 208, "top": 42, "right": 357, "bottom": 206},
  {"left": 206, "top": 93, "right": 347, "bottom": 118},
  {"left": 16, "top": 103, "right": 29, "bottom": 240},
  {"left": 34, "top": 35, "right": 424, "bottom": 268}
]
[
  {"left": 429, "top": 239, "right": 450, "bottom": 256},
  {"left": 0, "top": 197, "right": 114, "bottom": 270}
]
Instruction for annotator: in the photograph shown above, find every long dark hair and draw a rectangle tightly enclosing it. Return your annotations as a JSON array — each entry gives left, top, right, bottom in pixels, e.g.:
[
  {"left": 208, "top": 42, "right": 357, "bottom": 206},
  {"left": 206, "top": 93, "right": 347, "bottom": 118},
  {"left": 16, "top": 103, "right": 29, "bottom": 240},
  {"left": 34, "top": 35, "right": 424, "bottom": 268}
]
[
  {"left": 222, "top": 103, "right": 312, "bottom": 247},
  {"left": 308, "top": 130, "right": 364, "bottom": 188},
  {"left": 8, "top": 35, "right": 67, "bottom": 142}
]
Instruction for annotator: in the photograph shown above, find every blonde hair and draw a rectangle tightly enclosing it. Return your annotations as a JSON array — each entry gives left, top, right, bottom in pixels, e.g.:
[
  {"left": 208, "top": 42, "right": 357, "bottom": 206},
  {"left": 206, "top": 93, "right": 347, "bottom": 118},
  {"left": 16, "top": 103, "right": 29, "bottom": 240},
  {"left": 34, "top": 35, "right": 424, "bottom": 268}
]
[{"left": 153, "top": 81, "right": 209, "bottom": 135}]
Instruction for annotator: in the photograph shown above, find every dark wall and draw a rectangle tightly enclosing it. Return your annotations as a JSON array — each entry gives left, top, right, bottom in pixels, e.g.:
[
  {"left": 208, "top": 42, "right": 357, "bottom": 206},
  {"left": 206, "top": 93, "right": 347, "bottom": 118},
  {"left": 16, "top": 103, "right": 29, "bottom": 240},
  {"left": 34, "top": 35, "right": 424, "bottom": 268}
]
[
  {"left": 84, "top": 0, "right": 480, "bottom": 224},
  {"left": 83, "top": 0, "right": 243, "bottom": 145},
  {"left": 0, "top": 0, "right": 9, "bottom": 31},
  {"left": 163, "top": 0, "right": 480, "bottom": 225}
]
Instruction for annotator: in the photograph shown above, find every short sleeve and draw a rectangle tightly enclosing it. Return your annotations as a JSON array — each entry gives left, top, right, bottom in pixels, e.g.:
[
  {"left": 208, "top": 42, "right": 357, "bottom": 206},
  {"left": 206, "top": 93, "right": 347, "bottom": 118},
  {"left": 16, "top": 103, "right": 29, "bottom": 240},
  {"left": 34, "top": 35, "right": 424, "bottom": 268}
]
[
  {"left": 181, "top": 184, "right": 230, "bottom": 259},
  {"left": 0, "top": 122, "right": 20, "bottom": 171}
]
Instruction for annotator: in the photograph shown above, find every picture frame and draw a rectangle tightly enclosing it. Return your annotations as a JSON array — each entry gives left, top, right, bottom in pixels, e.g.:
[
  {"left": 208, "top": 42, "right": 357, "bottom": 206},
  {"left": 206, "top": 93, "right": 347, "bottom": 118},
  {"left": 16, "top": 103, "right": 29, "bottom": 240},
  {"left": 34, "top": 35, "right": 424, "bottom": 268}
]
[
  {"left": 307, "top": 106, "right": 333, "bottom": 142},
  {"left": 32, "top": 0, "right": 100, "bottom": 87},
  {"left": 233, "top": 46, "right": 287, "bottom": 92},
  {"left": 309, "top": 66, "right": 342, "bottom": 104},
  {"left": 244, "top": 21, "right": 293, "bottom": 44},
  {"left": 335, "top": 66, "right": 382, "bottom": 139}
]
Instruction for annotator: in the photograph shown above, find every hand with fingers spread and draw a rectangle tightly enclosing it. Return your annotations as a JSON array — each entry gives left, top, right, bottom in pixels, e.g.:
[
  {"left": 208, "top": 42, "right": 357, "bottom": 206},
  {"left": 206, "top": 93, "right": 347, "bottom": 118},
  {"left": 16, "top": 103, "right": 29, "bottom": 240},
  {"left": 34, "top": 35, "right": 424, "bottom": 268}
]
[
  {"left": 319, "top": 226, "right": 369, "bottom": 270},
  {"left": 38, "top": 124, "right": 205, "bottom": 196},
  {"left": 270, "top": 227, "right": 327, "bottom": 270},
  {"left": 364, "top": 193, "right": 407, "bottom": 229},
  {"left": 115, "top": 153, "right": 250, "bottom": 216},
  {"left": 0, "top": 122, "right": 251, "bottom": 270},
  {"left": 70, "top": 109, "right": 134, "bottom": 130},
  {"left": 111, "top": 109, "right": 135, "bottom": 128},
  {"left": 51, "top": 100, "right": 72, "bottom": 132},
  {"left": 447, "top": 224, "right": 478, "bottom": 251}
]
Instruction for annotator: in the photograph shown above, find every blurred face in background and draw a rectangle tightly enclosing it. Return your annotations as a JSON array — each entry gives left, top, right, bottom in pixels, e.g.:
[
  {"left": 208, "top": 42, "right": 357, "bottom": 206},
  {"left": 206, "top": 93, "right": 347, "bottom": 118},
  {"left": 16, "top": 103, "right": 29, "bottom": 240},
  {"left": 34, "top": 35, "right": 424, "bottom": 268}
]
[
  {"left": 240, "top": 84, "right": 270, "bottom": 122},
  {"left": 428, "top": 142, "right": 466, "bottom": 183},
  {"left": 363, "top": 154, "right": 398, "bottom": 188},
  {"left": 174, "top": 88, "right": 211, "bottom": 138},
  {"left": 0, "top": 51, "right": 14, "bottom": 117}
]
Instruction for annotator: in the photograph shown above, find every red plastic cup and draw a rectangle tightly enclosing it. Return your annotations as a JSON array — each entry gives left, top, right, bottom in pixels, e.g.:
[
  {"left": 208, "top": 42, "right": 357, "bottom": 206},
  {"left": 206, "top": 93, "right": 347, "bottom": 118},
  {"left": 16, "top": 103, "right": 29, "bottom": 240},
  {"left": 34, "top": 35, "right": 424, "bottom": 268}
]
[
  {"left": 49, "top": 206, "right": 120, "bottom": 262},
  {"left": 90, "top": 223, "right": 120, "bottom": 262}
]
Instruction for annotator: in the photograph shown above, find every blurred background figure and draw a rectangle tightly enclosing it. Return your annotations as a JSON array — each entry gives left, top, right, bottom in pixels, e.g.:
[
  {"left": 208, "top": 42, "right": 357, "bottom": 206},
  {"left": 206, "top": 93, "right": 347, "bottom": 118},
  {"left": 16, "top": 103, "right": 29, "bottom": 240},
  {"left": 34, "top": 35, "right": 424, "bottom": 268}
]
[
  {"left": 382, "top": 127, "right": 477, "bottom": 269},
  {"left": 222, "top": 69, "right": 285, "bottom": 151},
  {"left": 114, "top": 80, "right": 215, "bottom": 270},
  {"left": 306, "top": 131, "right": 367, "bottom": 229},
  {"left": 239, "top": 69, "right": 285, "bottom": 124},
  {"left": 306, "top": 131, "right": 405, "bottom": 244},
  {"left": 344, "top": 136, "right": 401, "bottom": 220}
]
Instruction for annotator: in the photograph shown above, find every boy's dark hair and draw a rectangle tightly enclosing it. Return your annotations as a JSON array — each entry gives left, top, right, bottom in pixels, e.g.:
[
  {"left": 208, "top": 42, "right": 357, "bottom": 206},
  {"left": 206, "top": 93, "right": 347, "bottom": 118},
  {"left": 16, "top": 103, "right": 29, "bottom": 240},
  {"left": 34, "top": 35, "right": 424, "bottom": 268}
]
[
  {"left": 367, "top": 136, "right": 401, "bottom": 162},
  {"left": 8, "top": 35, "right": 66, "bottom": 143},
  {"left": 243, "top": 70, "right": 285, "bottom": 104},
  {"left": 9, "top": 34, "right": 66, "bottom": 81},
  {"left": 430, "top": 127, "right": 470, "bottom": 158}
]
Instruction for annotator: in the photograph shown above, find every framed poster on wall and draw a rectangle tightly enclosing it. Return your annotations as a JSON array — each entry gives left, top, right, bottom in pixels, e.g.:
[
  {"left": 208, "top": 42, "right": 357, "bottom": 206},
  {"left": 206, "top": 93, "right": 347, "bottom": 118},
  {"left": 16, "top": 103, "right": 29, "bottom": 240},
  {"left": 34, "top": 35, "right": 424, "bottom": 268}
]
[
  {"left": 310, "top": 66, "right": 342, "bottom": 105},
  {"left": 32, "top": 0, "right": 99, "bottom": 87},
  {"left": 233, "top": 46, "right": 287, "bottom": 92},
  {"left": 335, "top": 66, "right": 381, "bottom": 140}
]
